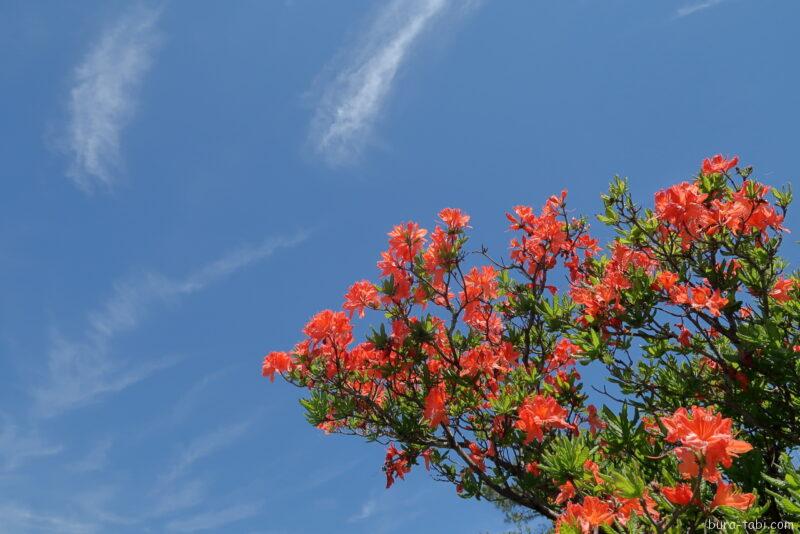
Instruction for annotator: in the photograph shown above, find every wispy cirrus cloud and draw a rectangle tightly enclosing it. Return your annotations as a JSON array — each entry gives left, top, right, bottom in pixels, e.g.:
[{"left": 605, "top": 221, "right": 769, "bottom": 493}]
[
  {"left": 0, "top": 415, "right": 62, "bottom": 470},
  {"left": 71, "top": 485, "right": 136, "bottom": 528},
  {"left": 345, "top": 489, "right": 428, "bottom": 532},
  {"left": 675, "top": 0, "right": 726, "bottom": 18},
  {"left": 67, "top": 437, "right": 114, "bottom": 473},
  {"left": 149, "top": 413, "right": 261, "bottom": 519},
  {"left": 309, "top": 0, "right": 476, "bottom": 165},
  {"left": 140, "top": 369, "right": 232, "bottom": 438},
  {"left": 34, "top": 330, "right": 178, "bottom": 419},
  {"left": 0, "top": 503, "right": 97, "bottom": 534},
  {"left": 160, "top": 417, "right": 254, "bottom": 485},
  {"left": 63, "top": 5, "right": 161, "bottom": 192},
  {"left": 348, "top": 496, "right": 377, "bottom": 522},
  {"left": 165, "top": 502, "right": 263, "bottom": 533},
  {"left": 277, "top": 457, "right": 360, "bottom": 497},
  {"left": 32, "top": 232, "right": 308, "bottom": 418},
  {"left": 151, "top": 478, "right": 207, "bottom": 516}
]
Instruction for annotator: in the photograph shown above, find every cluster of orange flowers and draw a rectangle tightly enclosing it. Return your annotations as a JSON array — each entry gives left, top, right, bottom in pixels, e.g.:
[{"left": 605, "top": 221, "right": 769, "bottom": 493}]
[
  {"left": 262, "top": 154, "right": 795, "bottom": 529},
  {"left": 655, "top": 156, "right": 784, "bottom": 247},
  {"left": 554, "top": 406, "right": 754, "bottom": 533},
  {"left": 662, "top": 406, "right": 753, "bottom": 485}
]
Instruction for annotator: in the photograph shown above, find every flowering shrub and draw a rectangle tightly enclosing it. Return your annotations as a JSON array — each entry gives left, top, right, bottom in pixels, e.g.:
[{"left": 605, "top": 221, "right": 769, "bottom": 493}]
[{"left": 264, "top": 155, "right": 798, "bottom": 532}]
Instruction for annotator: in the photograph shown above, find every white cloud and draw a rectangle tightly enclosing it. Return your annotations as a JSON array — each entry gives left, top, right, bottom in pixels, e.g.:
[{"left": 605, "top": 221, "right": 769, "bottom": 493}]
[
  {"left": 68, "top": 437, "right": 113, "bottom": 473},
  {"left": 675, "top": 0, "right": 725, "bottom": 17},
  {"left": 32, "top": 232, "right": 308, "bottom": 417},
  {"left": 310, "top": 0, "right": 475, "bottom": 165},
  {"left": 64, "top": 5, "right": 161, "bottom": 192},
  {"left": 165, "top": 502, "right": 262, "bottom": 533},
  {"left": 32, "top": 328, "right": 178, "bottom": 418},
  {"left": 167, "top": 370, "right": 229, "bottom": 422},
  {"left": 0, "top": 503, "right": 97, "bottom": 534},
  {"left": 148, "top": 369, "right": 231, "bottom": 435},
  {"left": 345, "top": 490, "right": 429, "bottom": 531},
  {"left": 148, "top": 415, "right": 259, "bottom": 519},
  {"left": 348, "top": 497, "right": 377, "bottom": 522},
  {"left": 286, "top": 458, "right": 361, "bottom": 495},
  {"left": 161, "top": 418, "right": 253, "bottom": 484},
  {"left": 0, "top": 415, "right": 62, "bottom": 470},
  {"left": 152, "top": 478, "right": 207, "bottom": 516},
  {"left": 72, "top": 485, "right": 135, "bottom": 527}
]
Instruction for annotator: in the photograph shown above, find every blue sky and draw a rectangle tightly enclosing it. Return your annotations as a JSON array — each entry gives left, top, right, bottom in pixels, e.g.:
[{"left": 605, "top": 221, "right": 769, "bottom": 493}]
[{"left": 1, "top": 0, "right": 799, "bottom": 532}]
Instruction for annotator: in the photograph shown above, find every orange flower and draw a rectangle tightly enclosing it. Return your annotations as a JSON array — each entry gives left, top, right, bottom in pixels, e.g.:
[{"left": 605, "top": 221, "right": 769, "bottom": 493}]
[
  {"left": 525, "top": 461, "right": 541, "bottom": 476},
  {"left": 702, "top": 154, "right": 739, "bottom": 175},
  {"left": 705, "top": 436, "right": 753, "bottom": 470},
  {"left": 673, "top": 446, "right": 724, "bottom": 481},
  {"left": 506, "top": 192, "right": 572, "bottom": 276},
  {"left": 387, "top": 221, "right": 427, "bottom": 262},
  {"left": 656, "top": 270, "right": 679, "bottom": 291},
  {"left": 438, "top": 207, "right": 471, "bottom": 230},
  {"left": 467, "top": 442, "right": 486, "bottom": 472},
  {"left": 677, "top": 325, "right": 693, "bottom": 347},
  {"left": 687, "top": 285, "right": 728, "bottom": 317},
  {"left": 662, "top": 406, "right": 752, "bottom": 481},
  {"left": 662, "top": 406, "right": 751, "bottom": 454},
  {"left": 581, "top": 496, "right": 614, "bottom": 527},
  {"left": 555, "top": 480, "right": 576, "bottom": 504},
  {"left": 583, "top": 459, "right": 603, "bottom": 484},
  {"left": 459, "top": 344, "right": 506, "bottom": 377},
  {"left": 770, "top": 277, "right": 796, "bottom": 303},
  {"left": 662, "top": 483, "right": 695, "bottom": 506},
  {"left": 423, "top": 383, "right": 448, "bottom": 428},
  {"left": 377, "top": 251, "right": 412, "bottom": 302},
  {"left": 546, "top": 339, "right": 579, "bottom": 373},
  {"left": 587, "top": 405, "right": 607, "bottom": 435},
  {"left": 570, "top": 255, "right": 638, "bottom": 322},
  {"left": 555, "top": 502, "right": 582, "bottom": 534},
  {"left": 422, "top": 225, "right": 460, "bottom": 291},
  {"left": 716, "top": 182, "right": 784, "bottom": 235},
  {"left": 669, "top": 285, "right": 690, "bottom": 305},
  {"left": 343, "top": 280, "right": 380, "bottom": 318},
  {"left": 515, "top": 395, "right": 572, "bottom": 443},
  {"left": 712, "top": 481, "right": 755, "bottom": 510},
  {"left": 558, "top": 496, "right": 614, "bottom": 532},
  {"left": 262, "top": 351, "right": 293, "bottom": 382},
  {"left": 616, "top": 491, "right": 659, "bottom": 524},
  {"left": 461, "top": 265, "right": 499, "bottom": 304},
  {"left": 384, "top": 444, "right": 410, "bottom": 488},
  {"left": 421, "top": 449, "right": 433, "bottom": 470},
  {"left": 303, "top": 310, "right": 353, "bottom": 349},
  {"left": 654, "top": 182, "right": 712, "bottom": 245}
]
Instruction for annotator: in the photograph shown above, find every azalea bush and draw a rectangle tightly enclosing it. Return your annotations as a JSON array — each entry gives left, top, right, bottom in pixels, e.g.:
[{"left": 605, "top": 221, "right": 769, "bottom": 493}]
[{"left": 263, "top": 155, "right": 799, "bottom": 533}]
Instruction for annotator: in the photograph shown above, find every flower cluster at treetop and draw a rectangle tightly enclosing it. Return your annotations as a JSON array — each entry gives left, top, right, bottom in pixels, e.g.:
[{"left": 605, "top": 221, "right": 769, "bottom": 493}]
[{"left": 263, "top": 155, "right": 799, "bottom": 532}]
